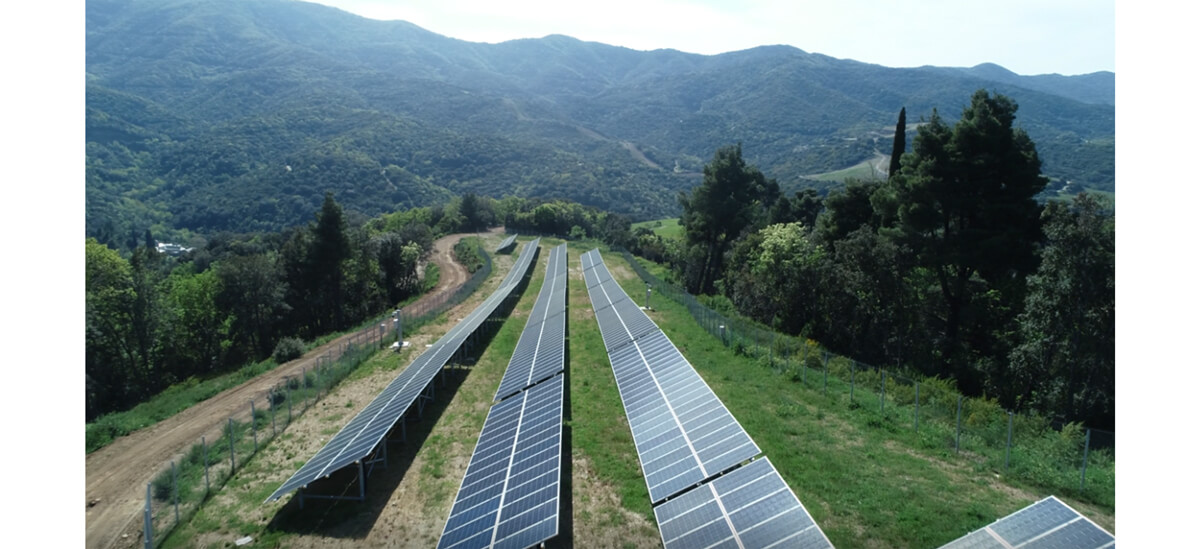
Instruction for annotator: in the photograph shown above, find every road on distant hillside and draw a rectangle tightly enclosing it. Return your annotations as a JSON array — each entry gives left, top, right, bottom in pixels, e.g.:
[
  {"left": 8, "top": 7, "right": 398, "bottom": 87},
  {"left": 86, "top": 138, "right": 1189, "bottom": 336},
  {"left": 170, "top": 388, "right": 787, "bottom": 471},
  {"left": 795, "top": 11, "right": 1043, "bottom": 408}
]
[{"left": 84, "top": 228, "right": 501, "bottom": 549}]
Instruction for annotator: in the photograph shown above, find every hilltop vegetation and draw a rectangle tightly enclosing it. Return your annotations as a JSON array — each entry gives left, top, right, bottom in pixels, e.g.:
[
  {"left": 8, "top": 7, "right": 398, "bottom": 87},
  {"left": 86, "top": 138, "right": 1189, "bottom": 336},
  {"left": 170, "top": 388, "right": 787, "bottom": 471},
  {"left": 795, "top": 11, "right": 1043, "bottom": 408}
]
[{"left": 86, "top": 0, "right": 1113, "bottom": 250}]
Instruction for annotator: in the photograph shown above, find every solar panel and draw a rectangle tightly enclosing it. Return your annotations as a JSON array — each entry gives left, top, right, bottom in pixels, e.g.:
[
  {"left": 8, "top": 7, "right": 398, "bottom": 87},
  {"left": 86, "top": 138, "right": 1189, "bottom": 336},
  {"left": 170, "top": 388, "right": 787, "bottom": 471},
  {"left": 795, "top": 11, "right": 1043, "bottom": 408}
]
[
  {"left": 266, "top": 239, "right": 541, "bottom": 503},
  {"left": 939, "top": 496, "right": 1114, "bottom": 549},
  {"left": 496, "top": 234, "right": 518, "bottom": 254},
  {"left": 494, "top": 244, "right": 568, "bottom": 402},
  {"left": 654, "top": 457, "right": 833, "bottom": 549},
  {"left": 438, "top": 374, "right": 564, "bottom": 549},
  {"left": 581, "top": 249, "right": 759, "bottom": 503}
]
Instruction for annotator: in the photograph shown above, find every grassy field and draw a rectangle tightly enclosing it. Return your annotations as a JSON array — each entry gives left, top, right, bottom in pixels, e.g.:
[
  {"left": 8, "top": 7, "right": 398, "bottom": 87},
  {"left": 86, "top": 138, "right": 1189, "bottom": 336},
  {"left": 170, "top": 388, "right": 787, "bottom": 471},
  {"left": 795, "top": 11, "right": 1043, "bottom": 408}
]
[
  {"left": 156, "top": 238, "right": 1114, "bottom": 548},
  {"left": 631, "top": 218, "right": 683, "bottom": 240},
  {"left": 807, "top": 154, "right": 887, "bottom": 183}
]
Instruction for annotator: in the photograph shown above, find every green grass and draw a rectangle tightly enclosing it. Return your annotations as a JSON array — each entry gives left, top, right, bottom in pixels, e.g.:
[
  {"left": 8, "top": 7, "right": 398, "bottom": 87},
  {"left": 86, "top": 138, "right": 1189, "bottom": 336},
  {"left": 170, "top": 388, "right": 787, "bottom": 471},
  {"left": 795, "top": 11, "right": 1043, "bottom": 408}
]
[
  {"left": 631, "top": 218, "right": 683, "bottom": 240},
  {"left": 606, "top": 260, "right": 1115, "bottom": 546},
  {"left": 86, "top": 357, "right": 279, "bottom": 453},
  {"left": 565, "top": 245, "right": 655, "bottom": 522},
  {"left": 808, "top": 156, "right": 886, "bottom": 183}
]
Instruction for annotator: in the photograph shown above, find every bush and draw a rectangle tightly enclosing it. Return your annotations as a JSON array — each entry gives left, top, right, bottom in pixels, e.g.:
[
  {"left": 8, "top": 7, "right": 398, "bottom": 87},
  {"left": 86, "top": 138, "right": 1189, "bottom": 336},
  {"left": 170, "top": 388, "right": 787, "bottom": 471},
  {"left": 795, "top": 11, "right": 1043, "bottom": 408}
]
[{"left": 272, "top": 337, "right": 306, "bottom": 363}]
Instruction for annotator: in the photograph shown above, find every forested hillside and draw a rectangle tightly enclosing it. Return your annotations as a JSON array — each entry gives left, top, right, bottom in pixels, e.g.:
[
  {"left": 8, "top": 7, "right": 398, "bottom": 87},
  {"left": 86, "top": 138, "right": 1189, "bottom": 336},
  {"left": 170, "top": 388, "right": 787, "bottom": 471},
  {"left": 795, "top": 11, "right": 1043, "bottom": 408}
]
[{"left": 86, "top": 0, "right": 1113, "bottom": 249}]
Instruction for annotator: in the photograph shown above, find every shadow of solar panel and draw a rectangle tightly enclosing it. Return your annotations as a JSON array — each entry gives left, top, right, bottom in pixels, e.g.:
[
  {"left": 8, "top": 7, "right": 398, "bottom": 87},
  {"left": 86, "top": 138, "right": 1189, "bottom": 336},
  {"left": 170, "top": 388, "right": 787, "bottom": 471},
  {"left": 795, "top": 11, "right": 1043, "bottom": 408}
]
[
  {"left": 654, "top": 458, "right": 833, "bottom": 549},
  {"left": 439, "top": 374, "right": 563, "bottom": 549},
  {"left": 939, "top": 496, "right": 1114, "bottom": 549}
]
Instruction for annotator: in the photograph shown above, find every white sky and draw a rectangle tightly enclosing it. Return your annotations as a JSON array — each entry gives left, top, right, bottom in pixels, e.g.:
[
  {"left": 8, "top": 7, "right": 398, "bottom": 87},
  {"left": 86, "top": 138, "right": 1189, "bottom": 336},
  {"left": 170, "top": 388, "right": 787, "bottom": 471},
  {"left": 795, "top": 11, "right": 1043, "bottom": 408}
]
[{"left": 305, "top": 0, "right": 1115, "bottom": 76}]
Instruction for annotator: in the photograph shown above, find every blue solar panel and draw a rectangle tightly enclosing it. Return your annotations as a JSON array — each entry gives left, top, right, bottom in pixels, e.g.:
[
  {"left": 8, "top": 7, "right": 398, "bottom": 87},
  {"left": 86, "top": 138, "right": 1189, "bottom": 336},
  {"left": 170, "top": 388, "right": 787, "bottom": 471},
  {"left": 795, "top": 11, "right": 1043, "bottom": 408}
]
[
  {"left": 581, "top": 249, "right": 759, "bottom": 503},
  {"left": 654, "top": 458, "right": 833, "bottom": 549},
  {"left": 494, "top": 244, "right": 568, "bottom": 402},
  {"left": 496, "top": 234, "right": 518, "bottom": 254},
  {"left": 438, "top": 374, "right": 564, "bottom": 549},
  {"left": 266, "top": 239, "right": 541, "bottom": 503},
  {"left": 940, "top": 496, "right": 1114, "bottom": 549}
]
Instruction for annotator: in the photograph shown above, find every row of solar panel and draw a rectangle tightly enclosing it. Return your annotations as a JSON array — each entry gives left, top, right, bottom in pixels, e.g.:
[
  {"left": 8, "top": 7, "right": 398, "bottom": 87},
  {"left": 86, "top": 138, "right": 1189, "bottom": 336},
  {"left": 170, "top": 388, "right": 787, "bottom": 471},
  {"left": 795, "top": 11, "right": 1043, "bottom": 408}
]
[
  {"left": 496, "top": 233, "right": 518, "bottom": 254},
  {"left": 939, "top": 496, "right": 1114, "bottom": 549},
  {"left": 494, "top": 243, "right": 569, "bottom": 402},
  {"left": 439, "top": 243, "right": 569, "bottom": 549},
  {"left": 581, "top": 249, "right": 834, "bottom": 549},
  {"left": 266, "top": 239, "right": 541, "bottom": 503}
]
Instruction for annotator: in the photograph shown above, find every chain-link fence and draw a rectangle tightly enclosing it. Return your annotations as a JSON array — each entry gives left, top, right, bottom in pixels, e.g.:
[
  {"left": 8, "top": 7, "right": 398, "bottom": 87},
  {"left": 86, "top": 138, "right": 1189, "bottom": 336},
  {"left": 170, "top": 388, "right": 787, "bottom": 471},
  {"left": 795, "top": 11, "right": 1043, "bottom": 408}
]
[
  {"left": 619, "top": 249, "right": 1115, "bottom": 508},
  {"left": 140, "top": 245, "right": 493, "bottom": 547}
]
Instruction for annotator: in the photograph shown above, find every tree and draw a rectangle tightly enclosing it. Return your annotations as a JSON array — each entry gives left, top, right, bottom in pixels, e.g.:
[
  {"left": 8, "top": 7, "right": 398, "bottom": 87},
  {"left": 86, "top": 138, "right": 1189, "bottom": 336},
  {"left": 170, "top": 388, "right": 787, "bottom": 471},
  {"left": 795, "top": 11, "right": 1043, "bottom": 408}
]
[
  {"left": 678, "top": 144, "right": 778, "bottom": 294},
  {"left": 86, "top": 238, "right": 137, "bottom": 418},
  {"left": 310, "top": 192, "right": 352, "bottom": 331},
  {"left": 218, "top": 253, "right": 290, "bottom": 360},
  {"left": 1007, "top": 194, "right": 1114, "bottom": 428},
  {"left": 889, "top": 107, "right": 906, "bottom": 177},
  {"left": 884, "top": 90, "right": 1048, "bottom": 386},
  {"left": 725, "top": 222, "right": 827, "bottom": 335}
]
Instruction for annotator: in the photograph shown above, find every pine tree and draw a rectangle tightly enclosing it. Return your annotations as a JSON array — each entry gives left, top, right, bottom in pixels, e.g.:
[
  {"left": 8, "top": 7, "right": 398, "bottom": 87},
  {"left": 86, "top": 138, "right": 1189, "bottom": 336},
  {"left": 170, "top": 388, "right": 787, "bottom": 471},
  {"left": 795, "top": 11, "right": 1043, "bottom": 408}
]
[{"left": 888, "top": 107, "right": 906, "bottom": 177}]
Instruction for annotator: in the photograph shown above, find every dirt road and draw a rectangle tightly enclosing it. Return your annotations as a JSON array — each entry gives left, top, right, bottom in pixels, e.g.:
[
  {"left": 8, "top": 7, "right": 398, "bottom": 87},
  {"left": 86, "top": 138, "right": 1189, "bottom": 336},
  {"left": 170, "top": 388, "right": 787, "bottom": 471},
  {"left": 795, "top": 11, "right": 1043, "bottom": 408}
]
[{"left": 84, "top": 229, "right": 498, "bottom": 549}]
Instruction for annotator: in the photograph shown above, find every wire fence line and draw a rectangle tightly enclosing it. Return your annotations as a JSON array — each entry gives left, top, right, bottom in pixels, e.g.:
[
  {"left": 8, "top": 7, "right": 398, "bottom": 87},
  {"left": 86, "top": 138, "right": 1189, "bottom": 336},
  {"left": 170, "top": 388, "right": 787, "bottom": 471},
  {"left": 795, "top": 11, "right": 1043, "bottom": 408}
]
[
  {"left": 617, "top": 249, "right": 1114, "bottom": 508},
  {"left": 140, "top": 245, "right": 494, "bottom": 548}
]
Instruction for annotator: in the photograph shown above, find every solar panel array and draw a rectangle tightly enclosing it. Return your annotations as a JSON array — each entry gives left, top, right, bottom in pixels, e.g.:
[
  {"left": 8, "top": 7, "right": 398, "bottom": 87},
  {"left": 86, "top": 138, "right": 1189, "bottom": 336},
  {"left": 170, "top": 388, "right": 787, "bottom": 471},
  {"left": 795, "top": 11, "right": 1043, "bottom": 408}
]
[
  {"left": 581, "top": 249, "right": 833, "bottom": 548},
  {"left": 654, "top": 457, "right": 833, "bottom": 549},
  {"left": 494, "top": 243, "right": 568, "bottom": 402},
  {"left": 437, "top": 374, "right": 564, "bottom": 549},
  {"left": 266, "top": 239, "right": 541, "bottom": 503},
  {"left": 581, "top": 249, "right": 759, "bottom": 503},
  {"left": 496, "top": 234, "right": 518, "bottom": 254},
  {"left": 939, "top": 496, "right": 1115, "bottom": 549},
  {"left": 439, "top": 244, "right": 569, "bottom": 549}
]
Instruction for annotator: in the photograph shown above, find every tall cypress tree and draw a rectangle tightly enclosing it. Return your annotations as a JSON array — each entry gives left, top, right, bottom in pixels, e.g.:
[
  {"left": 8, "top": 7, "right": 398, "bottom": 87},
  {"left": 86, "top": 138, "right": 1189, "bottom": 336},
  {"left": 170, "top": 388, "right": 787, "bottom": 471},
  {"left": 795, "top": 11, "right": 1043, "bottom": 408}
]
[{"left": 888, "top": 107, "right": 906, "bottom": 177}]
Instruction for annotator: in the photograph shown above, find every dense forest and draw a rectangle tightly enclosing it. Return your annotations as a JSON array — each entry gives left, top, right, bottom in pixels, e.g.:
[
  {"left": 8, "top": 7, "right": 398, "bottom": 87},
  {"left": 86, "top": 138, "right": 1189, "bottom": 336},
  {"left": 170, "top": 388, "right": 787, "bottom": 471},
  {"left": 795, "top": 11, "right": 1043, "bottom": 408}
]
[
  {"left": 629, "top": 91, "right": 1114, "bottom": 430},
  {"left": 85, "top": 0, "right": 1113, "bottom": 254}
]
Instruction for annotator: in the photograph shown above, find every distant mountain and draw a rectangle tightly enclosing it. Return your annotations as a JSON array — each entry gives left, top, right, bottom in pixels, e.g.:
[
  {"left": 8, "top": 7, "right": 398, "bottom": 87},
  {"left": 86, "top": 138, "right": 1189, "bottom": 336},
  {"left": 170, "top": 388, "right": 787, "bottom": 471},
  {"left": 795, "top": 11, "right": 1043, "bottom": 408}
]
[{"left": 85, "top": 0, "right": 1114, "bottom": 241}]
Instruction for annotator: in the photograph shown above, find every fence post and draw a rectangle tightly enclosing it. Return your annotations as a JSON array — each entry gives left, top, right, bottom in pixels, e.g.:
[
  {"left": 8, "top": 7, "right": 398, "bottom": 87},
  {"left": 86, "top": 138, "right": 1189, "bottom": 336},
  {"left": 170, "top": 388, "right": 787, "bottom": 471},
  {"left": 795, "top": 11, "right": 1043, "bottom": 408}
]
[
  {"left": 203, "top": 436, "right": 210, "bottom": 495},
  {"left": 822, "top": 352, "right": 829, "bottom": 396},
  {"left": 144, "top": 483, "right": 154, "bottom": 549},
  {"left": 850, "top": 361, "right": 856, "bottom": 402},
  {"left": 880, "top": 371, "right": 886, "bottom": 415},
  {"left": 1004, "top": 411, "right": 1013, "bottom": 472},
  {"left": 229, "top": 418, "right": 236, "bottom": 472},
  {"left": 172, "top": 460, "right": 179, "bottom": 524},
  {"left": 251, "top": 400, "right": 258, "bottom": 453},
  {"left": 287, "top": 383, "right": 292, "bottom": 424},
  {"left": 1080, "top": 428, "right": 1092, "bottom": 492},
  {"left": 915, "top": 382, "right": 920, "bottom": 432},
  {"left": 955, "top": 395, "right": 963, "bottom": 453},
  {"left": 719, "top": 325, "right": 726, "bottom": 346},
  {"left": 271, "top": 394, "right": 277, "bottom": 437},
  {"left": 301, "top": 367, "right": 307, "bottom": 409}
]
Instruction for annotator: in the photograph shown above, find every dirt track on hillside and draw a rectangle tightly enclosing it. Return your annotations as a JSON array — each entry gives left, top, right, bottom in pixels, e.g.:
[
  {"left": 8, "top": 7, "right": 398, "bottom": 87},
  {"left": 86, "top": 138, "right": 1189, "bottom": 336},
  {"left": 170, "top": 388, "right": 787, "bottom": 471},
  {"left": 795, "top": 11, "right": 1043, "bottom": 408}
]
[{"left": 84, "top": 229, "right": 499, "bottom": 549}]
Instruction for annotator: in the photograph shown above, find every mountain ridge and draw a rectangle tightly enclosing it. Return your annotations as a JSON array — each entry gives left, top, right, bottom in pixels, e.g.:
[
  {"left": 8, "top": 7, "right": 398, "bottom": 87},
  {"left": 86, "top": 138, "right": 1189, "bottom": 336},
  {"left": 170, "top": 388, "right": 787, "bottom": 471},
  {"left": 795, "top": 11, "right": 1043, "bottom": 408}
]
[{"left": 85, "top": 0, "right": 1114, "bottom": 242}]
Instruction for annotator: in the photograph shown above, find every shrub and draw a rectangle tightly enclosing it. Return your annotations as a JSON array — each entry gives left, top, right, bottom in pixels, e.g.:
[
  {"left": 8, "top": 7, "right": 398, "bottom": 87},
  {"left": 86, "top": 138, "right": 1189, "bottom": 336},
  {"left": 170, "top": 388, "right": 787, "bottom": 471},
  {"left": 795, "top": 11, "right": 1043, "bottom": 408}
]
[{"left": 272, "top": 337, "right": 306, "bottom": 363}]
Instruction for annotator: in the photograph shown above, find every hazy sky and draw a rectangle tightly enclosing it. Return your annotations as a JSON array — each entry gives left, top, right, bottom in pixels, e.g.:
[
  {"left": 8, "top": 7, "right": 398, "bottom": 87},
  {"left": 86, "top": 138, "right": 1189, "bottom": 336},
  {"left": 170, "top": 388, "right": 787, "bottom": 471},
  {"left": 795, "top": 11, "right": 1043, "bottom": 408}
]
[{"left": 304, "top": 0, "right": 1114, "bottom": 76}]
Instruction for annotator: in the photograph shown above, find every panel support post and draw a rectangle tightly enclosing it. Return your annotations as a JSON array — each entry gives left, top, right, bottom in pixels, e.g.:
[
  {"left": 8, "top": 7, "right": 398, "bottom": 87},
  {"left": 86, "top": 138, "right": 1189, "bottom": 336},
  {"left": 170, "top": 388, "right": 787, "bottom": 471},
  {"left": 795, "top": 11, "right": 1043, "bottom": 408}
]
[{"left": 358, "top": 460, "right": 366, "bottom": 501}]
